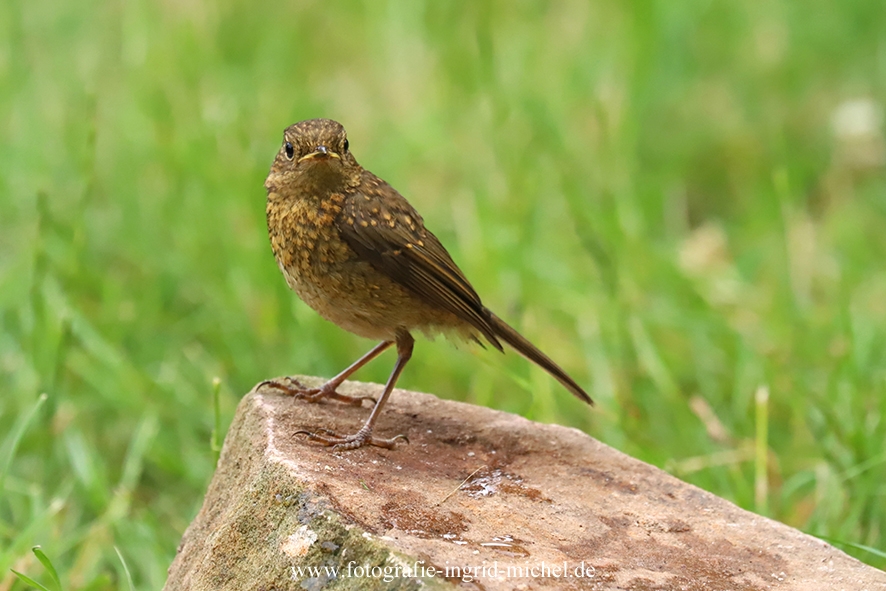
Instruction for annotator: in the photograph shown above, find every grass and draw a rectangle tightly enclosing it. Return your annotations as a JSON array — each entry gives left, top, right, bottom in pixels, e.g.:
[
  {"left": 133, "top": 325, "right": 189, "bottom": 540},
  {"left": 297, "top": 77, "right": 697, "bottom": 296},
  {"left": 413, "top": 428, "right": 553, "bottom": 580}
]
[{"left": 2, "top": 0, "right": 885, "bottom": 586}]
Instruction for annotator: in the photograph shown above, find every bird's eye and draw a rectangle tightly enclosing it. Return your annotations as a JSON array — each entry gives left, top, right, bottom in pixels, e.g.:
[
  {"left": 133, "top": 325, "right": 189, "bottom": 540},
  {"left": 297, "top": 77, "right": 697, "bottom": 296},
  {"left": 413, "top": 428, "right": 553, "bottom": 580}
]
[
  {"left": 284, "top": 141, "right": 294, "bottom": 160},
  {"left": 343, "top": 139, "right": 349, "bottom": 152}
]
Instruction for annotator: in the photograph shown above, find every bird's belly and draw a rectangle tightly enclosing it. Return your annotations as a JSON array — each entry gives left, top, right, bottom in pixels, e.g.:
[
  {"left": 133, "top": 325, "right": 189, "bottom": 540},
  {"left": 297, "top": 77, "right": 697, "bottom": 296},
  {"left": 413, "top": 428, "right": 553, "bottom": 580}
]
[
  {"left": 269, "top": 202, "right": 466, "bottom": 341},
  {"left": 281, "top": 256, "right": 444, "bottom": 340},
  {"left": 275, "top": 233, "right": 456, "bottom": 341}
]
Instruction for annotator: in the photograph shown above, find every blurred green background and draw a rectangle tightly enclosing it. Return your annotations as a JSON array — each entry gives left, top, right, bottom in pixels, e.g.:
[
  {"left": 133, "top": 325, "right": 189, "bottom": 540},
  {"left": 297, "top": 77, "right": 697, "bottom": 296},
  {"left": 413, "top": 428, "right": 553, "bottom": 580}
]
[{"left": 2, "top": 0, "right": 885, "bottom": 586}]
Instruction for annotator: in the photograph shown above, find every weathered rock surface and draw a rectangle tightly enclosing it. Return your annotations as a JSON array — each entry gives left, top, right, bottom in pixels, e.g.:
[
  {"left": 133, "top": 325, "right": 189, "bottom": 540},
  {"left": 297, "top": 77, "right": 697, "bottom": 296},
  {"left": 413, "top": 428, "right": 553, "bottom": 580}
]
[{"left": 164, "top": 376, "right": 886, "bottom": 590}]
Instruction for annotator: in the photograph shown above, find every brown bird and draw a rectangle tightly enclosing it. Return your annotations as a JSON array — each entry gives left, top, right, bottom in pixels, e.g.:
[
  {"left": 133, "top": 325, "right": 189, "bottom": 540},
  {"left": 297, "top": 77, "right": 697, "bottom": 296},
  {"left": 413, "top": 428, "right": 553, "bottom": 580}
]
[{"left": 263, "top": 118, "right": 591, "bottom": 450}]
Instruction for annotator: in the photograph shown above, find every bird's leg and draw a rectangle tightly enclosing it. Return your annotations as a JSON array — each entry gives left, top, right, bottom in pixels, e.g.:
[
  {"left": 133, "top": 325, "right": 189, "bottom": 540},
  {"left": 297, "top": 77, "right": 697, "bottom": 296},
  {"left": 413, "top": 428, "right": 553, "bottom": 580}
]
[
  {"left": 296, "top": 331, "right": 413, "bottom": 450},
  {"left": 259, "top": 340, "right": 393, "bottom": 406}
]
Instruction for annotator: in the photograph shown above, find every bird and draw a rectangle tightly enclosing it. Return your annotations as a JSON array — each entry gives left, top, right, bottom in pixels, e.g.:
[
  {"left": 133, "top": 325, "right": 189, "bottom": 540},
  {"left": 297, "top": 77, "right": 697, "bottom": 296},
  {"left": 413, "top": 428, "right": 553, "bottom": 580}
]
[{"left": 262, "top": 118, "right": 591, "bottom": 451}]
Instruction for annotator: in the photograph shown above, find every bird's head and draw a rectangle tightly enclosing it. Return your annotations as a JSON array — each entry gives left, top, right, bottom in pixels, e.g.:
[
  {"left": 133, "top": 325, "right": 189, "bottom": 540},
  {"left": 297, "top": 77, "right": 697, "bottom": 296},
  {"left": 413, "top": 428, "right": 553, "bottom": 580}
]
[{"left": 266, "top": 118, "right": 360, "bottom": 194}]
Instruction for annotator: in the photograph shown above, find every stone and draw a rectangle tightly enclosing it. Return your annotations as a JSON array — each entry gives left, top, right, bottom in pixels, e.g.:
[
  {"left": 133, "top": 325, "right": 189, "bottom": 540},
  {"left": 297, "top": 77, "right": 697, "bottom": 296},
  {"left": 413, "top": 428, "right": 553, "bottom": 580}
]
[{"left": 164, "top": 377, "right": 886, "bottom": 590}]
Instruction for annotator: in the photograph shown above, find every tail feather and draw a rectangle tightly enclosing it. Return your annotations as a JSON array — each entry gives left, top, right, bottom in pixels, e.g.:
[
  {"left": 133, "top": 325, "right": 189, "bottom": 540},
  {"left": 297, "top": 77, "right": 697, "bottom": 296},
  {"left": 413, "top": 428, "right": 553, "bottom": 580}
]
[{"left": 486, "top": 310, "right": 593, "bottom": 405}]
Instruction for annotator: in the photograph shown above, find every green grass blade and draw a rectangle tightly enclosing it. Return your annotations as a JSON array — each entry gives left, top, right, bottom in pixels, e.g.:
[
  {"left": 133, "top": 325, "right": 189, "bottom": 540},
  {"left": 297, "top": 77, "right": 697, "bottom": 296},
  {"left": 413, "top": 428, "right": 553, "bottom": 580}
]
[
  {"left": 754, "top": 385, "right": 769, "bottom": 515},
  {"left": 0, "top": 495, "right": 68, "bottom": 576},
  {"left": 31, "top": 546, "right": 62, "bottom": 591},
  {"left": 114, "top": 546, "right": 135, "bottom": 591},
  {"left": 815, "top": 535, "right": 886, "bottom": 560},
  {"left": 0, "top": 393, "right": 48, "bottom": 493},
  {"left": 211, "top": 376, "right": 222, "bottom": 460},
  {"left": 10, "top": 570, "right": 53, "bottom": 591}
]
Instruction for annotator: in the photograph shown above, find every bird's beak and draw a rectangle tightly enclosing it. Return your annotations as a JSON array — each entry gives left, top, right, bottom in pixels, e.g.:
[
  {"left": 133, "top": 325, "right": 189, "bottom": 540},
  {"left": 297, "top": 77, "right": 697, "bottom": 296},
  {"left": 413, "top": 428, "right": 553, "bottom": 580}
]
[{"left": 298, "top": 145, "right": 341, "bottom": 163}]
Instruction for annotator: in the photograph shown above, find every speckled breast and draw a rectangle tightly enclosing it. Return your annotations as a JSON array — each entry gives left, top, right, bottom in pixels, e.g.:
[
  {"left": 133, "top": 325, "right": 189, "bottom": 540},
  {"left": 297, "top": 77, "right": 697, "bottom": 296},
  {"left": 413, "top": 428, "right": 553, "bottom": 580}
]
[{"left": 267, "top": 192, "right": 439, "bottom": 341}]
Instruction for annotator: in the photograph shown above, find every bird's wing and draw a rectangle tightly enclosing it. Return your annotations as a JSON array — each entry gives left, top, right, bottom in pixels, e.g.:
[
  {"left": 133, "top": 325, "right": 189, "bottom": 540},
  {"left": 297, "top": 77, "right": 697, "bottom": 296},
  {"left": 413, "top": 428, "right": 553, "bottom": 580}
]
[{"left": 336, "top": 174, "right": 502, "bottom": 349}]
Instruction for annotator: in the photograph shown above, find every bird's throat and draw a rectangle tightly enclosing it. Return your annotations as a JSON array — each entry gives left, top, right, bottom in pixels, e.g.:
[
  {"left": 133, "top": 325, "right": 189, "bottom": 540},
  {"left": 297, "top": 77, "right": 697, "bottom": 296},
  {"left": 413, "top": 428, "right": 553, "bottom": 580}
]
[{"left": 289, "top": 162, "right": 358, "bottom": 199}]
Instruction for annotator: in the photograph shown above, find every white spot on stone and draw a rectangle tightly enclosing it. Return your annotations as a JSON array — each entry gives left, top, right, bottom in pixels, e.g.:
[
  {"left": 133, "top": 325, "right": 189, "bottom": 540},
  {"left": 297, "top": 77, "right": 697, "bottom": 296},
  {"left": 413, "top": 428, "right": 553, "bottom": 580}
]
[{"left": 281, "top": 525, "right": 318, "bottom": 557}]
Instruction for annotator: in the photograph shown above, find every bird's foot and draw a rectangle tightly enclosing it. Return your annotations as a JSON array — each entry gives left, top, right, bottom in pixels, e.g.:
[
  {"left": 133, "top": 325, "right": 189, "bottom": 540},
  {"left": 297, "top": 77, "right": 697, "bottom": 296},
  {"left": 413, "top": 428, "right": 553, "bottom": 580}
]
[
  {"left": 295, "top": 425, "right": 408, "bottom": 451},
  {"left": 258, "top": 377, "right": 375, "bottom": 407}
]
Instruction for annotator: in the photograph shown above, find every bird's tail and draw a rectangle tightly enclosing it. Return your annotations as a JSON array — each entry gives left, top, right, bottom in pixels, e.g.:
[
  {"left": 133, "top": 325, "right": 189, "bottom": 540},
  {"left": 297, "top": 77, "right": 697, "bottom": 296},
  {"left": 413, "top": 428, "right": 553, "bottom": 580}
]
[{"left": 486, "top": 310, "right": 593, "bottom": 405}]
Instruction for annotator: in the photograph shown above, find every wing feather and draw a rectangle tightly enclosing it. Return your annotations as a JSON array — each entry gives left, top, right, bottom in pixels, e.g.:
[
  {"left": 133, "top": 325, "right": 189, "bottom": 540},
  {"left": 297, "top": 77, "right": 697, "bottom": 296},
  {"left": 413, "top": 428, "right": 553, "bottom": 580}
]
[{"left": 336, "top": 174, "right": 502, "bottom": 349}]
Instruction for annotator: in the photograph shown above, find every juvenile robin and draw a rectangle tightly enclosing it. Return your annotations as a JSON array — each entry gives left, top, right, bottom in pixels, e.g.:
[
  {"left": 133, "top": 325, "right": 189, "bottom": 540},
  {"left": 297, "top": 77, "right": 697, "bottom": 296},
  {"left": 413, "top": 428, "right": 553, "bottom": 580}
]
[{"left": 263, "top": 118, "right": 591, "bottom": 451}]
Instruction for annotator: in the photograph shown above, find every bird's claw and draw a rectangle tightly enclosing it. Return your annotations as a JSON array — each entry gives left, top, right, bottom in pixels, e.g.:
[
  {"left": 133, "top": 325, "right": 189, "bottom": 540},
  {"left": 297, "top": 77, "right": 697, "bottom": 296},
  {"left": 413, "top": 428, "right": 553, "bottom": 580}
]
[
  {"left": 258, "top": 377, "right": 374, "bottom": 406},
  {"left": 294, "top": 426, "right": 408, "bottom": 451}
]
